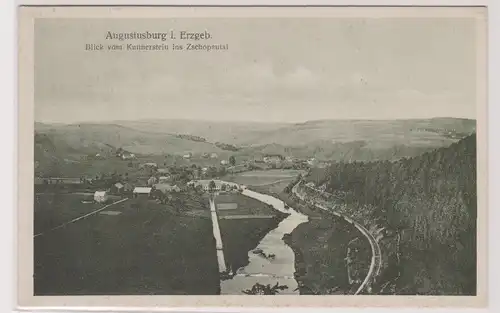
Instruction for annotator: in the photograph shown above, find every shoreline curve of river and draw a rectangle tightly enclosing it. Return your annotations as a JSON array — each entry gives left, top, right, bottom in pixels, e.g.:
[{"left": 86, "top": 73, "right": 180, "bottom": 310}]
[{"left": 220, "top": 188, "right": 309, "bottom": 295}]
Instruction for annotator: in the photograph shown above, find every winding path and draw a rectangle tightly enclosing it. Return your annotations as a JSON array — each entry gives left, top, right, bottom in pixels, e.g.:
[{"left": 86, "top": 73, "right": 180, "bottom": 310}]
[
  {"left": 291, "top": 182, "right": 382, "bottom": 295},
  {"left": 34, "top": 198, "right": 129, "bottom": 238}
]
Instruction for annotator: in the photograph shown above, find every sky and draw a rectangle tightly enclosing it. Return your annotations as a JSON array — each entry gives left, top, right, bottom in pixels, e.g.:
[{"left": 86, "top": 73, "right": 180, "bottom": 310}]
[{"left": 35, "top": 17, "right": 479, "bottom": 123}]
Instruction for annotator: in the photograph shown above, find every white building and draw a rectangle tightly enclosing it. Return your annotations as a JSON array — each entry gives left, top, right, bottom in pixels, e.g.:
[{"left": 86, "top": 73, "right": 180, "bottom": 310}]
[
  {"left": 141, "top": 162, "right": 158, "bottom": 169},
  {"left": 113, "top": 182, "right": 124, "bottom": 193},
  {"left": 157, "top": 168, "right": 170, "bottom": 174},
  {"left": 155, "top": 183, "right": 181, "bottom": 193},
  {"left": 93, "top": 191, "right": 109, "bottom": 203},
  {"left": 307, "top": 158, "right": 318, "bottom": 166},
  {"left": 187, "top": 179, "right": 239, "bottom": 192},
  {"left": 263, "top": 155, "right": 282, "bottom": 164},
  {"left": 147, "top": 176, "right": 158, "bottom": 186},
  {"left": 158, "top": 176, "right": 171, "bottom": 184},
  {"left": 133, "top": 187, "right": 152, "bottom": 198},
  {"left": 220, "top": 160, "right": 229, "bottom": 165},
  {"left": 121, "top": 153, "right": 136, "bottom": 160}
]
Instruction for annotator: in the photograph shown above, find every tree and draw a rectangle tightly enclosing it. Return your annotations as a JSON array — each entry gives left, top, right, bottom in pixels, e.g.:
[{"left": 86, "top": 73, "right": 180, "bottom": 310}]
[
  {"left": 152, "top": 189, "right": 163, "bottom": 200},
  {"left": 229, "top": 155, "right": 236, "bottom": 166},
  {"left": 218, "top": 166, "right": 227, "bottom": 177},
  {"left": 242, "top": 282, "right": 288, "bottom": 295},
  {"left": 207, "top": 166, "right": 218, "bottom": 178},
  {"left": 116, "top": 147, "right": 124, "bottom": 157},
  {"left": 195, "top": 184, "right": 203, "bottom": 194},
  {"left": 208, "top": 180, "right": 217, "bottom": 193}
]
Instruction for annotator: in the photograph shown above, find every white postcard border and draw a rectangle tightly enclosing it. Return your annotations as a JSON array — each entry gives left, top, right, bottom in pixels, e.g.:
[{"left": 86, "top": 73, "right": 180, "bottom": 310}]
[{"left": 14, "top": 3, "right": 490, "bottom": 311}]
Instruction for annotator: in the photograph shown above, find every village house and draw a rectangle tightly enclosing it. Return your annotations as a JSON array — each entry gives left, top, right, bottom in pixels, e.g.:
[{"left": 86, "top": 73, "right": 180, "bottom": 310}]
[
  {"left": 133, "top": 187, "right": 152, "bottom": 198},
  {"left": 157, "top": 168, "right": 170, "bottom": 175},
  {"left": 154, "top": 183, "right": 181, "bottom": 193},
  {"left": 112, "top": 182, "right": 124, "bottom": 194},
  {"left": 263, "top": 154, "right": 283, "bottom": 163},
  {"left": 306, "top": 182, "right": 316, "bottom": 188},
  {"left": 94, "top": 153, "right": 105, "bottom": 160},
  {"left": 121, "top": 153, "right": 136, "bottom": 160},
  {"left": 210, "top": 153, "right": 218, "bottom": 159},
  {"left": 93, "top": 191, "right": 109, "bottom": 203},
  {"left": 307, "top": 158, "right": 318, "bottom": 167},
  {"left": 147, "top": 176, "right": 158, "bottom": 186},
  {"left": 183, "top": 152, "right": 192, "bottom": 159},
  {"left": 123, "top": 182, "right": 134, "bottom": 193},
  {"left": 140, "top": 162, "right": 158, "bottom": 169},
  {"left": 220, "top": 160, "right": 229, "bottom": 166},
  {"left": 187, "top": 179, "right": 239, "bottom": 192},
  {"left": 158, "top": 176, "right": 171, "bottom": 183},
  {"left": 318, "top": 184, "right": 327, "bottom": 192},
  {"left": 317, "top": 161, "right": 329, "bottom": 168}
]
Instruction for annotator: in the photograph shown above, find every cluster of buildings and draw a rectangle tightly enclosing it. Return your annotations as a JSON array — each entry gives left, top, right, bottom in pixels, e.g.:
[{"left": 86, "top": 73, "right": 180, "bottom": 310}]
[
  {"left": 187, "top": 180, "right": 241, "bottom": 192},
  {"left": 115, "top": 148, "right": 136, "bottom": 160},
  {"left": 183, "top": 152, "right": 219, "bottom": 160},
  {"left": 93, "top": 181, "right": 182, "bottom": 203}
]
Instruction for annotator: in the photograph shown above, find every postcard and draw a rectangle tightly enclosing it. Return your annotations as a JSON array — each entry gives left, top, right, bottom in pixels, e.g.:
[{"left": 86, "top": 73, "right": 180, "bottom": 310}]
[{"left": 17, "top": 5, "right": 488, "bottom": 310}]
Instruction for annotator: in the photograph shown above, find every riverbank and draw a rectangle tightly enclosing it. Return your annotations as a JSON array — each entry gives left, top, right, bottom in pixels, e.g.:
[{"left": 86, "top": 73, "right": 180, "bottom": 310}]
[
  {"left": 250, "top": 186, "right": 372, "bottom": 295},
  {"left": 219, "top": 189, "right": 308, "bottom": 295},
  {"left": 217, "top": 193, "right": 289, "bottom": 273}
]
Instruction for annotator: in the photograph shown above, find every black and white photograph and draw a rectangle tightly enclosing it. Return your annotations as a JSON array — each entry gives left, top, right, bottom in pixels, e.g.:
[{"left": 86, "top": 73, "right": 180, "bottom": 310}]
[{"left": 17, "top": 5, "right": 488, "bottom": 309}]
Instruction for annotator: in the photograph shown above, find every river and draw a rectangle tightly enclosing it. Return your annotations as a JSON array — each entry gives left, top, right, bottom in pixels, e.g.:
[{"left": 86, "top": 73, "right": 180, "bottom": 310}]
[{"left": 220, "top": 189, "right": 309, "bottom": 295}]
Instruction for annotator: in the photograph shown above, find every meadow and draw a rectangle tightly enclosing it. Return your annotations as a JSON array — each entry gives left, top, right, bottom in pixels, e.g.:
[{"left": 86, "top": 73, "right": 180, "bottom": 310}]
[
  {"left": 222, "top": 169, "right": 302, "bottom": 187},
  {"left": 34, "top": 196, "right": 220, "bottom": 295}
]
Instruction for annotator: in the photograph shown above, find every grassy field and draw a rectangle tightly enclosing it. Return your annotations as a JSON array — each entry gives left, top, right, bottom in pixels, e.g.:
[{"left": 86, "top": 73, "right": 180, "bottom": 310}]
[
  {"left": 250, "top": 185, "right": 372, "bottom": 295},
  {"left": 215, "top": 192, "right": 284, "bottom": 217},
  {"left": 34, "top": 196, "right": 219, "bottom": 295},
  {"left": 284, "top": 215, "right": 370, "bottom": 295},
  {"left": 216, "top": 193, "right": 288, "bottom": 273},
  {"left": 34, "top": 193, "right": 121, "bottom": 235},
  {"left": 223, "top": 169, "right": 302, "bottom": 187}
]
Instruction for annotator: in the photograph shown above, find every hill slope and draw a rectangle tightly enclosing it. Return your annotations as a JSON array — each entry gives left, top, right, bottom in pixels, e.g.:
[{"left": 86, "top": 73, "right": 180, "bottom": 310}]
[
  {"left": 306, "top": 134, "right": 477, "bottom": 295},
  {"left": 34, "top": 118, "right": 476, "bottom": 165},
  {"left": 34, "top": 122, "right": 228, "bottom": 158},
  {"left": 114, "top": 118, "right": 476, "bottom": 161}
]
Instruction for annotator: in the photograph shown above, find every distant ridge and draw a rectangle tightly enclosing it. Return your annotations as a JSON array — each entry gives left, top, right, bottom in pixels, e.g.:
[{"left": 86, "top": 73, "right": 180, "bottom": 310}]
[
  {"left": 35, "top": 116, "right": 476, "bottom": 126},
  {"left": 34, "top": 117, "right": 476, "bottom": 169}
]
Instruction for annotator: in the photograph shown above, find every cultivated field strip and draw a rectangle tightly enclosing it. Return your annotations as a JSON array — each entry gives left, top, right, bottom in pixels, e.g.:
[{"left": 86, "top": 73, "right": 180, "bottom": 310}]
[
  {"left": 33, "top": 198, "right": 129, "bottom": 238},
  {"left": 209, "top": 197, "right": 227, "bottom": 273}
]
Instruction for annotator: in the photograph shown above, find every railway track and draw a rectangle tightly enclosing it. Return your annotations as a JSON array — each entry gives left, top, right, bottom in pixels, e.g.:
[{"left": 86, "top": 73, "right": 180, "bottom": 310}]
[{"left": 291, "top": 182, "right": 382, "bottom": 295}]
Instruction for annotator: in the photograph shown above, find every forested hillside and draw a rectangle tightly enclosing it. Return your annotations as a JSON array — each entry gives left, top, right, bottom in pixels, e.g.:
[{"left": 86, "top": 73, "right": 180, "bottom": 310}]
[{"left": 306, "top": 134, "right": 477, "bottom": 295}]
